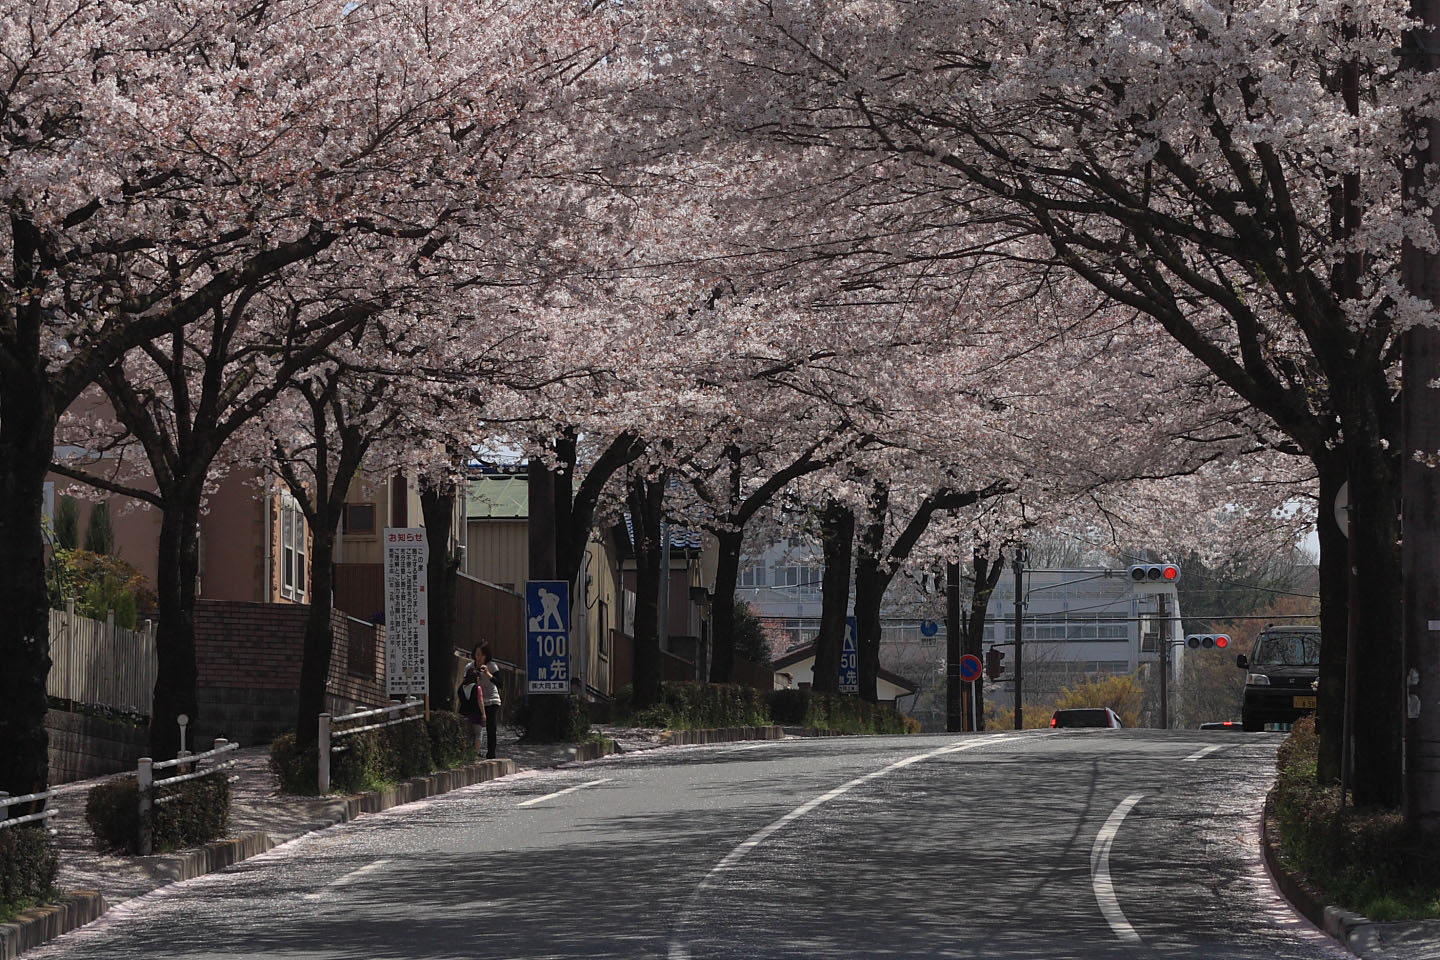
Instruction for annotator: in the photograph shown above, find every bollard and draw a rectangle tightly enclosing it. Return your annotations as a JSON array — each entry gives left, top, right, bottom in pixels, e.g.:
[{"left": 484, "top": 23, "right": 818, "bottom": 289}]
[
  {"left": 137, "top": 757, "right": 154, "bottom": 856},
  {"left": 317, "top": 714, "right": 331, "bottom": 794}
]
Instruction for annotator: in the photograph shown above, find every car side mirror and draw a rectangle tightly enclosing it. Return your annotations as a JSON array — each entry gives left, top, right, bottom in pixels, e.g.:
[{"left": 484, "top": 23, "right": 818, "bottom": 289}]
[{"left": 1235, "top": 654, "right": 1249, "bottom": 669}]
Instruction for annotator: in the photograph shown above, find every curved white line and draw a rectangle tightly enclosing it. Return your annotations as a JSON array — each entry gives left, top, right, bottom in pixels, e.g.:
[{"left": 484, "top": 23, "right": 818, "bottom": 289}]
[
  {"left": 668, "top": 736, "right": 1014, "bottom": 959},
  {"left": 1091, "top": 792, "right": 1146, "bottom": 944}
]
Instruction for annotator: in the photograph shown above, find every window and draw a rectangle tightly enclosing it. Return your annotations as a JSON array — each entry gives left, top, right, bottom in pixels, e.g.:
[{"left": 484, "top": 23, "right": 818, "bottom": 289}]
[
  {"left": 598, "top": 599, "right": 609, "bottom": 658},
  {"left": 280, "top": 495, "right": 307, "bottom": 601},
  {"left": 738, "top": 563, "right": 766, "bottom": 588},
  {"left": 344, "top": 502, "right": 376, "bottom": 535}
]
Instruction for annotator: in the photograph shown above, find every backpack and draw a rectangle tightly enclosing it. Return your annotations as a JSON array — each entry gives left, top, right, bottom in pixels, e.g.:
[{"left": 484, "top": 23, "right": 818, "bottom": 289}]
[{"left": 457, "top": 681, "right": 481, "bottom": 718}]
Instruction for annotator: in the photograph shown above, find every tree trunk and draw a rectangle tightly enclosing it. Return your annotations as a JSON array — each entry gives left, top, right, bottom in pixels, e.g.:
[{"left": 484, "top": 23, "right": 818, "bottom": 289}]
[
  {"left": 811, "top": 500, "right": 854, "bottom": 695},
  {"left": 0, "top": 388, "right": 58, "bottom": 804},
  {"left": 296, "top": 524, "right": 337, "bottom": 747},
  {"left": 150, "top": 496, "right": 203, "bottom": 760},
  {"left": 708, "top": 529, "right": 744, "bottom": 683},
  {"left": 853, "top": 507, "right": 889, "bottom": 704},
  {"left": 1315, "top": 453, "right": 1349, "bottom": 784},
  {"left": 966, "top": 550, "right": 1005, "bottom": 730},
  {"left": 1348, "top": 438, "right": 1404, "bottom": 807},
  {"left": 629, "top": 473, "right": 665, "bottom": 708},
  {"left": 420, "top": 484, "right": 459, "bottom": 711}
]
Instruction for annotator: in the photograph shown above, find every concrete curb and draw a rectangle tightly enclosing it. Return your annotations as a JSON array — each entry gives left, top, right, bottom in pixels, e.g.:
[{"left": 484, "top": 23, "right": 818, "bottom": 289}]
[
  {"left": 1260, "top": 800, "right": 1394, "bottom": 958},
  {"left": 660, "top": 726, "right": 786, "bottom": 746},
  {"left": 5, "top": 757, "right": 517, "bottom": 959},
  {"left": 0, "top": 892, "right": 106, "bottom": 960}
]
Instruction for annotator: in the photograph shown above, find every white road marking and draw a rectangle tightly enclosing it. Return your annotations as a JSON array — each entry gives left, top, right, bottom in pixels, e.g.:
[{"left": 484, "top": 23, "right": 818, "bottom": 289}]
[
  {"left": 1091, "top": 793, "right": 1145, "bottom": 944},
  {"left": 1183, "top": 744, "right": 1225, "bottom": 762},
  {"left": 303, "top": 857, "right": 392, "bottom": 900},
  {"left": 517, "top": 778, "right": 612, "bottom": 807},
  {"left": 669, "top": 735, "right": 1015, "bottom": 960}
]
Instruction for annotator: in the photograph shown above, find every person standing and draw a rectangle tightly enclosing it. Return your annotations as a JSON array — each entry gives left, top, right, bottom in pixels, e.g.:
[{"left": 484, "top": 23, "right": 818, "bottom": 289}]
[
  {"left": 456, "top": 665, "right": 485, "bottom": 756},
  {"left": 473, "top": 642, "right": 502, "bottom": 759}
]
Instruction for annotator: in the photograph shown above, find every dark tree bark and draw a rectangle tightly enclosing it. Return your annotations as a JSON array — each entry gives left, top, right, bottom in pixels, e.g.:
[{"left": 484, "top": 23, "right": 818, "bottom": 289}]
[
  {"left": 852, "top": 481, "right": 1012, "bottom": 702},
  {"left": 627, "top": 470, "right": 667, "bottom": 708},
  {"left": 811, "top": 500, "right": 854, "bottom": 695},
  {"left": 420, "top": 481, "right": 459, "bottom": 711},
  {"left": 965, "top": 547, "right": 1007, "bottom": 731},
  {"left": 695, "top": 441, "right": 833, "bottom": 682},
  {"left": 1315, "top": 453, "right": 1350, "bottom": 785}
]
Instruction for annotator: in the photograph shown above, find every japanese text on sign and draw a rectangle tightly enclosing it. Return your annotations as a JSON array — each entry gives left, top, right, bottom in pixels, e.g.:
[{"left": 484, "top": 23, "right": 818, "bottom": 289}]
[
  {"left": 525, "top": 580, "right": 570, "bottom": 693},
  {"left": 384, "top": 527, "right": 429, "bottom": 697},
  {"left": 839, "top": 616, "right": 858, "bottom": 694}
]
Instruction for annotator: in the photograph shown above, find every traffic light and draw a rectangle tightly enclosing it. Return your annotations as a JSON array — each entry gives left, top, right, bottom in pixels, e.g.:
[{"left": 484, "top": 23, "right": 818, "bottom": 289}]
[
  {"left": 1185, "top": 634, "right": 1231, "bottom": 650},
  {"left": 985, "top": 647, "right": 1005, "bottom": 680},
  {"left": 1129, "top": 562, "right": 1180, "bottom": 584}
]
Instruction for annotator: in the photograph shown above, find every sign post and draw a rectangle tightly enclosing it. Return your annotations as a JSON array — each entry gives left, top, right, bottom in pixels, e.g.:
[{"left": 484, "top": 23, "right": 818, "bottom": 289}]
[
  {"left": 525, "top": 580, "right": 571, "bottom": 694},
  {"left": 839, "top": 616, "right": 859, "bottom": 694},
  {"left": 384, "top": 527, "right": 429, "bottom": 698},
  {"left": 959, "top": 654, "right": 983, "bottom": 732}
]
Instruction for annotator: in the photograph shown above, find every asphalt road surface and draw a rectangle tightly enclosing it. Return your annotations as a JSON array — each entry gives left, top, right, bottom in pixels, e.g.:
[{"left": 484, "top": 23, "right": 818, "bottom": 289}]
[{"left": 30, "top": 729, "right": 1352, "bottom": 959}]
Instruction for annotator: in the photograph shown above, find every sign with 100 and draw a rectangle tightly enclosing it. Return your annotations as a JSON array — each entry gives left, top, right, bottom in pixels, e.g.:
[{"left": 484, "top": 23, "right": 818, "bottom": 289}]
[{"left": 525, "top": 580, "right": 571, "bottom": 694}]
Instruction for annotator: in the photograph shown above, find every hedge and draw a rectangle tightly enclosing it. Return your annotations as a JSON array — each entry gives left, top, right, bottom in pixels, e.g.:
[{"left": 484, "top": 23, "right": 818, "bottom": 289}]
[
  {"left": 0, "top": 823, "right": 58, "bottom": 920},
  {"left": 269, "top": 711, "right": 473, "bottom": 796},
  {"left": 85, "top": 770, "right": 231, "bottom": 854},
  {"left": 1269, "top": 716, "right": 1440, "bottom": 921},
  {"left": 615, "top": 682, "right": 918, "bottom": 735},
  {"left": 768, "top": 688, "right": 915, "bottom": 734}
]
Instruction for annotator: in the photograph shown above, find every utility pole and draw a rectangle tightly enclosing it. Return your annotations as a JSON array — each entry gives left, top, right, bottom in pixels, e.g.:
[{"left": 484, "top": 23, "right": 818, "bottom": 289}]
[
  {"left": 1402, "top": 0, "right": 1440, "bottom": 831},
  {"left": 1158, "top": 593, "right": 1170, "bottom": 730},
  {"left": 946, "top": 561, "right": 963, "bottom": 732},
  {"left": 1013, "top": 546, "right": 1025, "bottom": 730}
]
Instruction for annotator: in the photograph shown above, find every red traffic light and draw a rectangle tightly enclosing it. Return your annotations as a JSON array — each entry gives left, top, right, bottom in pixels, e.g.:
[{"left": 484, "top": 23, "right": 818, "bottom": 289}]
[
  {"left": 1161, "top": 564, "right": 1179, "bottom": 581},
  {"left": 1186, "top": 634, "right": 1231, "bottom": 650},
  {"left": 1215, "top": 634, "right": 1229, "bottom": 649},
  {"left": 1129, "top": 562, "right": 1181, "bottom": 583}
]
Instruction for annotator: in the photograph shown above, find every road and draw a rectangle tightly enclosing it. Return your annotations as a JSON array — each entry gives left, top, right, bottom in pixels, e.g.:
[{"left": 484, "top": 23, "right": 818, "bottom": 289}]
[{"left": 30, "top": 730, "right": 1350, "bottom": 959}]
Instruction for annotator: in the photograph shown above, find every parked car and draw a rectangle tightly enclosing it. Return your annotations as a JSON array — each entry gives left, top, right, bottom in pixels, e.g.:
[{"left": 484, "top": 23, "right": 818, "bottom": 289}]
[
  {"left": 1050, "top": 707, "right": 1123, "bottom": 728},
  {"left": 1198, "top": 720, "right": 1244, "bottom": 731},
  {"left": 1236, "top": 625, "right": 1320, "bottom": 732}
]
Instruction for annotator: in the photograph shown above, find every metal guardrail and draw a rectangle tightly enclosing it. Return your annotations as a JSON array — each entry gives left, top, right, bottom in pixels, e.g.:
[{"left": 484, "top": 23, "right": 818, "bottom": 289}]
[
  {"left": 136, "top": 739, "right": 240, "bottom": 855},
  {"left": 0, "top": 788, "right": 59, "bottom": 830},
  {"left": 317, "top": 698, "right": 424, "bottom": 794}
]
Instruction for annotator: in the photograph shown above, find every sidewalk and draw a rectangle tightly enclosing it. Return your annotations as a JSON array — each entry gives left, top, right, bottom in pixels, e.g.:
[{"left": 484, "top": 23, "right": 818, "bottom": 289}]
[{"left": 3, "top": 724, "right": 671, "bottom": 959}]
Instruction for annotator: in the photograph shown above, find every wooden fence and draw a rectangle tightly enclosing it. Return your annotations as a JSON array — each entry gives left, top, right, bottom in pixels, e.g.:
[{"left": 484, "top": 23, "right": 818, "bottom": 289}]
[{"left": 47, "top": 601, "right": 157, "bottom": 715}]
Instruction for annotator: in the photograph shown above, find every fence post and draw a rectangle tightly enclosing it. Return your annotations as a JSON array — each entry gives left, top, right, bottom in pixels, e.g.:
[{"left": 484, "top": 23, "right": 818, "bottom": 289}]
[
  {"left": 137, "top": 757, "right": 153, "bottom": 856},
  {"left": 317, "top": 714, "right": 331, "bottom": 794}
]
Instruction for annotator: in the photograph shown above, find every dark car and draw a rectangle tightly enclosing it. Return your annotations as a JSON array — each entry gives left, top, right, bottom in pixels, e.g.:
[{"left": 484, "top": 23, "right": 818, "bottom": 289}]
[
  {"left": 1237, "top": 625, "right": 1320, "bottom": 731},
  {"left": 1050, "top": 707, "right": 1122, "bottom": 729}
]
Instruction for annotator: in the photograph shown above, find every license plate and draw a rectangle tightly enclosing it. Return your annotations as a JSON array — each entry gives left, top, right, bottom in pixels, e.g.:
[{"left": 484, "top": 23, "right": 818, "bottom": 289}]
[{"left": 1293, "top": 696, "right": 1317, "bottom": 709}]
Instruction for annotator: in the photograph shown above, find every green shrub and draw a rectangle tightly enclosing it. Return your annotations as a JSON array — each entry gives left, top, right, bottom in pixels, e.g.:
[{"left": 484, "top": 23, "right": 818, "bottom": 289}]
[
  {"left": 385, "top": 716, "right": 434, "bottom": 780},
  {"left": 1270, "top": 716, "right": 1440, "bottom": 920},
  {"left": 85, "top": 770, "right": 230, "bottom": 853},
  {"left": 766, "top": 689, "right": 913, "bottom": 734},
  {"left": 652, "top": 682, "right": 770, "bottom": 729},
  {"left": 0, "top": 824, "right": 58, "bottom": 920},
  {"left": 427, "top": 711, "right": 474, "bottom": 769},
  {"left": 269, "top": 732, "right": 319, "bottom": 795}
]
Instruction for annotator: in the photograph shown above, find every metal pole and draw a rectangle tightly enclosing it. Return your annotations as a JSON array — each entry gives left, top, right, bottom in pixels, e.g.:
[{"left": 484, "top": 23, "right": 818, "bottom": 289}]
[
  {"left": 137, "top": 757, "right": 153, "bottom": 856},
  {"left": 946, "top": 561, "right": 962, "bottom": 732},
  {"left": 1158, "top": 593, "right": 1170, "bottom": 730},
  {"left": 1013, "top": 547, "right": 1025, "bottom": 730},
  {"left": 317, "top": 714, "right": 331, "bottom": 794}
]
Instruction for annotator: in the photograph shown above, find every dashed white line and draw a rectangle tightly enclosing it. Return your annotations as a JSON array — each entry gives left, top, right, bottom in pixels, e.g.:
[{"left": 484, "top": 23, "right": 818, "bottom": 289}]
[
  {"left": 517, "top": 778, "right": 612, "bottom": 807},
  {"left": 303, "top": 857, "right": 392, "bottom": 900},
  {"left": 1091, "top": 793, "right": 1145, "bottom": 944},
  {"left": 1183, "top": 744, "right": 1225, "bottom": 762}
]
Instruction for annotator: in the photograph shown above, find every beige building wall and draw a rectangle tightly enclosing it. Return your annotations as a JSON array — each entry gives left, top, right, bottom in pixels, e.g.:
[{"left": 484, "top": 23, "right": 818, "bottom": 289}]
[{"left": 463, "top": 519, "right": 529, "bottom": 592}]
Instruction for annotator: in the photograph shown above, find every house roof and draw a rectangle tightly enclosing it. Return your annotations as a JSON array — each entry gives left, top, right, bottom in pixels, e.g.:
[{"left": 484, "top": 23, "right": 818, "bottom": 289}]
[{"left": 772, "top": 642, "right": 919, "bottom": 694}]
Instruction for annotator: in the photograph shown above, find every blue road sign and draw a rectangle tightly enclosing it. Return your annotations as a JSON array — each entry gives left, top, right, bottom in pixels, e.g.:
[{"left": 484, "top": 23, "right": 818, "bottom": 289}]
[
  {"left": 840, "top": 616, "right": 858, "bottom": 693},
  {"left": 920, "top": 619, "right": 939, "bottom": 638},
  {"left": 959, "top": 654, "right": 983, "bottom": 683},
  {"left": 525, "top": 580, "right": 570, "bottom": 694}
]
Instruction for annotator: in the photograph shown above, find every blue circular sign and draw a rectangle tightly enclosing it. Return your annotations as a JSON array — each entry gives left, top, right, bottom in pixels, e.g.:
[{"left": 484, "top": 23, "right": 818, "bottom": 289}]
[
  {"left": 920, "top": 619, "right": 939, "bottom": 637},
  {"left": 959, "top": 654, "right": 983, "bottom": 683}
]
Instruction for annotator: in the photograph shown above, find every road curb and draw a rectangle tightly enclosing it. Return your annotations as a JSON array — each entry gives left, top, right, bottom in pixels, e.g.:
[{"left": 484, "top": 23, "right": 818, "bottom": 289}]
[
  {"left": 6, "top": 757, "right": 517, "bottom": 959},
  {"left": 660, "top": 726, "right": 786, "bottom": 746},
  {"left": 1261, "top": 800, "right": 1378, "bottom": 957},
  {"left": 0, "top": 891, "right": 106, "bottom": 960}
]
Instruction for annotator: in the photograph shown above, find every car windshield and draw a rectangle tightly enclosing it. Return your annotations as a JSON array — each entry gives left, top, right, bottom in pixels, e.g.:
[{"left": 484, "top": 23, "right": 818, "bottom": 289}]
[
  {"left": 1053, "top": 709, "right": 1111, "bottom": 727},
  {"left": 1252, "top": 632, "right": 1321, "bottom": 666}
]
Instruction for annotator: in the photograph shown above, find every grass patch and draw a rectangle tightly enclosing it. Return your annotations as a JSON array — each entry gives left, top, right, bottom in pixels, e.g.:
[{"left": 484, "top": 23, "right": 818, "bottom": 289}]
[{"left": 1269, "top": 717, "right": 1440, "bottom": 921}]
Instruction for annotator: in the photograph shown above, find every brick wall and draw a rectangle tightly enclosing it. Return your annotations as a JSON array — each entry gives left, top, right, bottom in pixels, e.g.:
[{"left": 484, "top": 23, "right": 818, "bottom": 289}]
[
  {"left": 194, "top": 600, "right": 387, "bottom": 746},
  {"left": 46, "top": 710, "right": 148, "bottom": 784}
]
